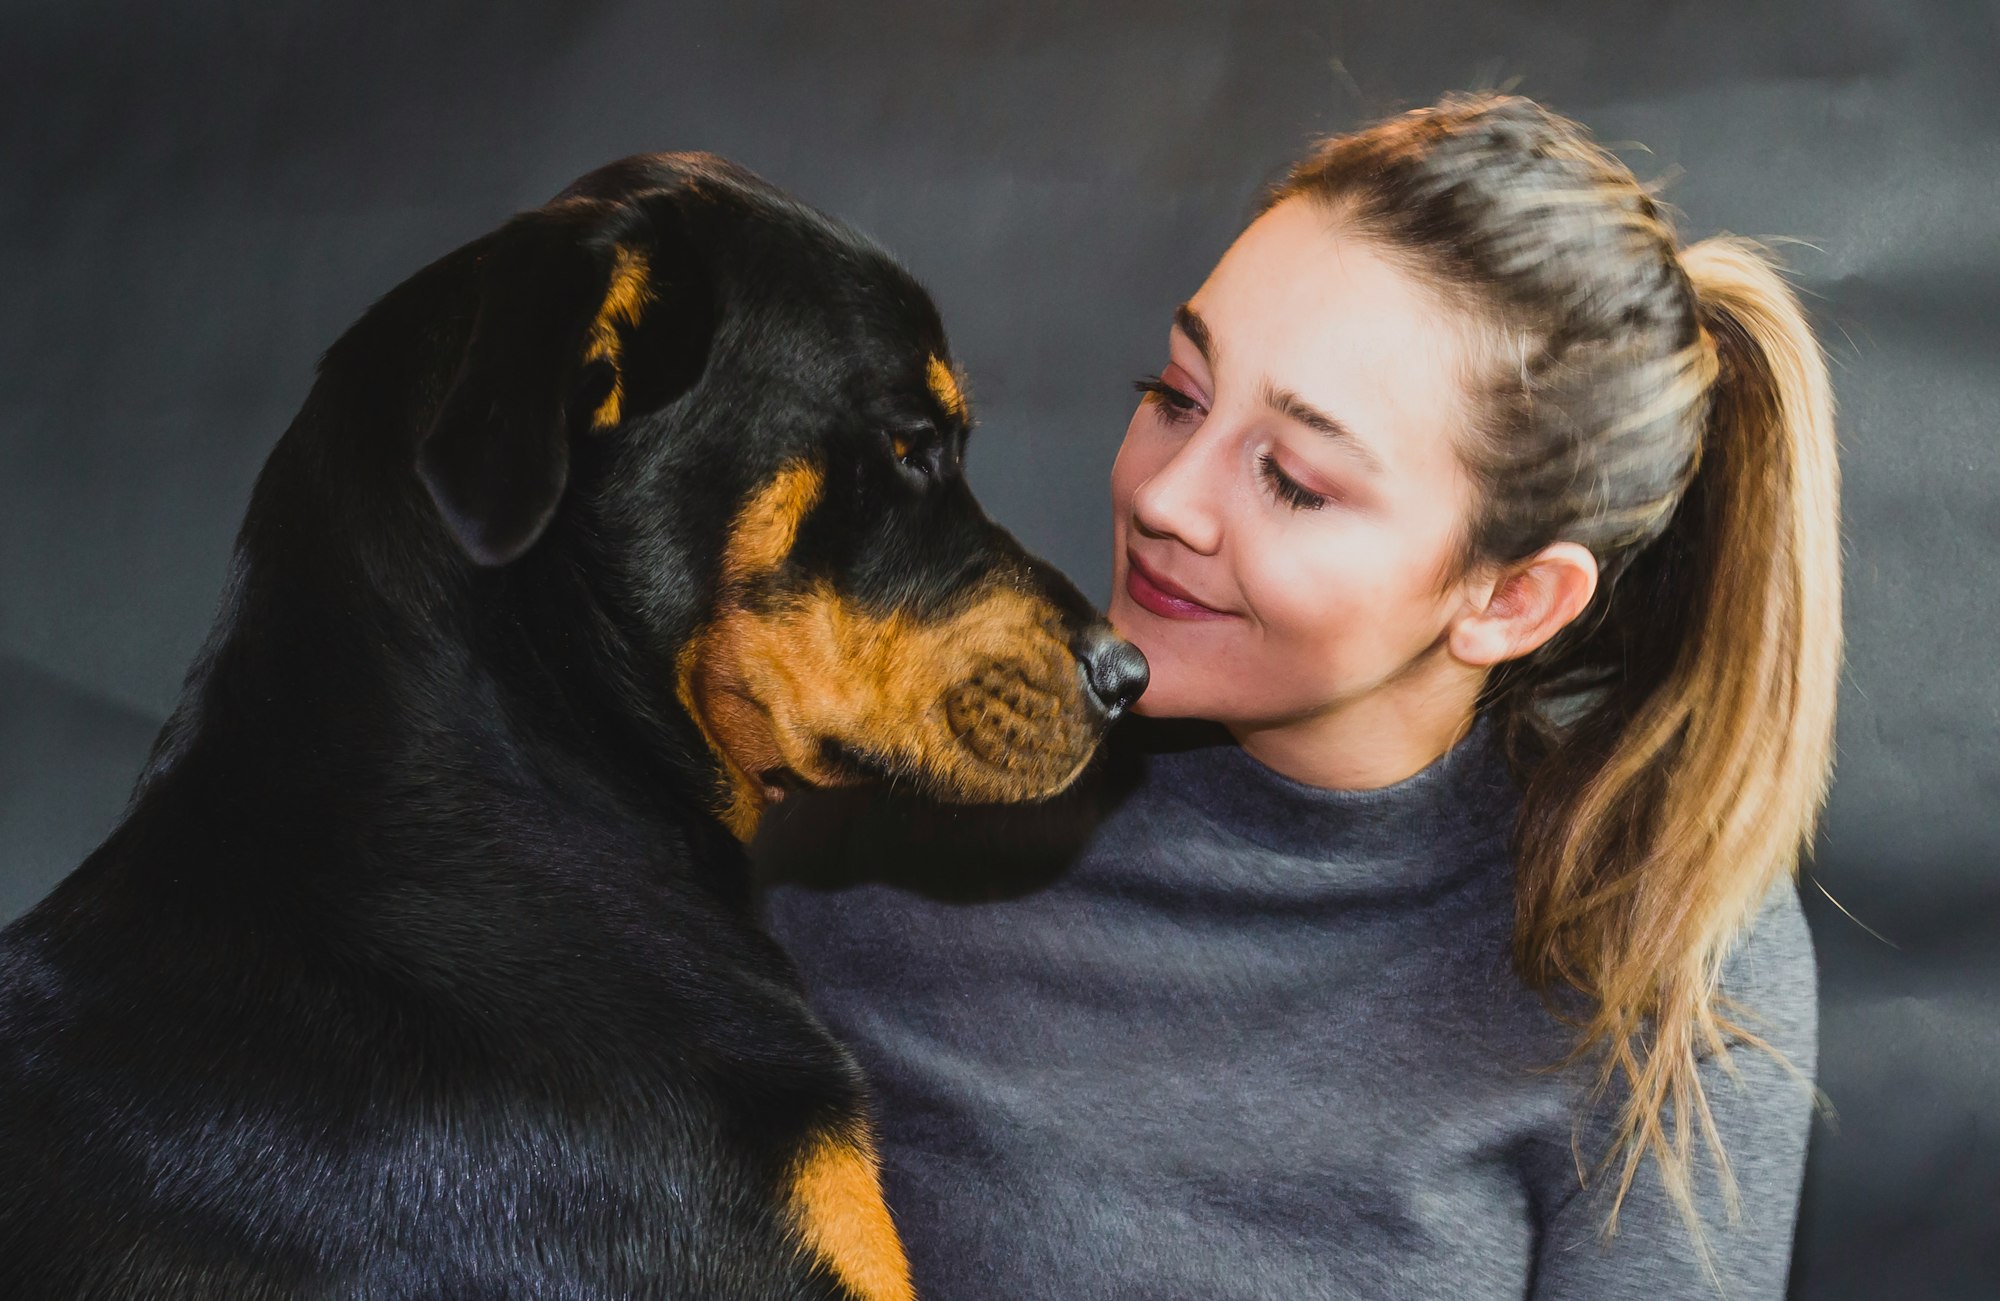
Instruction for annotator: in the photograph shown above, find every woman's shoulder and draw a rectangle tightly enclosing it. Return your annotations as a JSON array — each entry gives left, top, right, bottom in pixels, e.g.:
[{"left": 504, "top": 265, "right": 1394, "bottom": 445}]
[
  {"left": 1726, "top": 875, "right": 1816, "bottom": 980},
  {"left": 1714, "top": 873, "right": 1819, "bottom": 1065}
]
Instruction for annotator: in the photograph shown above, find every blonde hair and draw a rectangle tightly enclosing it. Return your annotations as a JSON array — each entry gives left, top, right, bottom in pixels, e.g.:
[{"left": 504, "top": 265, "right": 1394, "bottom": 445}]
[{"left": 1268, "top": 96, "right": 1842, "bottom": 1245}]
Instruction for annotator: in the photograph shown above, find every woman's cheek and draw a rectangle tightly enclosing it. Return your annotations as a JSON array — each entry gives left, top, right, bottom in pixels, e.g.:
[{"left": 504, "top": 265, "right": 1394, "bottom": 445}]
[
  {"left": 1252, "top": 537, "right": 1408, "bottom": 689},
  {"left": 1243, "top": 526, "right": 1351, "bottom": 642}
]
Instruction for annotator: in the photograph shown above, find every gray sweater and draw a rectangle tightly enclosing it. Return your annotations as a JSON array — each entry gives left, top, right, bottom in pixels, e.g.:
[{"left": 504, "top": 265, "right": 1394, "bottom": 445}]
[{"left": 757, "top": 714, "right": 1817, "bottom": 1300}]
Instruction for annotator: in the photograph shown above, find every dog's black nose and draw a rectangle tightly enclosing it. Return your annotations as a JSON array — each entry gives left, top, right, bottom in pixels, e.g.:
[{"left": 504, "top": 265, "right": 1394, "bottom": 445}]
[{"left": 1078, "top": 629, "right": 1149, "bottom": 722}]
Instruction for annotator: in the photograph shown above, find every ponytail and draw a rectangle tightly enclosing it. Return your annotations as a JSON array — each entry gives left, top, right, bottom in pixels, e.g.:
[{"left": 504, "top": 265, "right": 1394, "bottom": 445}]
[
  {"left": 1274, "top": 96, "right": 1843, "bottom": 1254},
  {"left": 1507, "top": 235, "right": 1842, "bottom": 1234}
]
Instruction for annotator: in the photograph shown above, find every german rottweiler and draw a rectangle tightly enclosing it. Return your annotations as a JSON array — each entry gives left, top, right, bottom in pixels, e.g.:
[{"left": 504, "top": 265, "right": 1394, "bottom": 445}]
[{"left": 0, "top": 152, "right": 1147, "bottom": 1299}]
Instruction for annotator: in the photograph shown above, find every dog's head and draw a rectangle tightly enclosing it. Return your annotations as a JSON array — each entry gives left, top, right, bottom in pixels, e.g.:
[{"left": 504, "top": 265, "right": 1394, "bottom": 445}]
[{"left": 407, "top": 153, "right": 1145, "bottom": 837}]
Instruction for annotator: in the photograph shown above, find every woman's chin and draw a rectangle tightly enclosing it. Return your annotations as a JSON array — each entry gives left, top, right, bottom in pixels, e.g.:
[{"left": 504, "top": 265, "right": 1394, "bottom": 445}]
[
  {"left": 1125, "top": 665, "right": 1273, "bottom": 726},
  {"left": 1128, "top": 680, "right": 1209, "bottom": 721},
  {"left": 1108, "top": 636, "right": 1203, "bottom": 720}
]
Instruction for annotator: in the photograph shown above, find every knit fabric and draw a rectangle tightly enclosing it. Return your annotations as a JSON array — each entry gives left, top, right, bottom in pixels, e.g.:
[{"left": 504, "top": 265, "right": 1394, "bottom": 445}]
[{"left": 758, "top": 714, "right": 1816, "bottom": 1300}]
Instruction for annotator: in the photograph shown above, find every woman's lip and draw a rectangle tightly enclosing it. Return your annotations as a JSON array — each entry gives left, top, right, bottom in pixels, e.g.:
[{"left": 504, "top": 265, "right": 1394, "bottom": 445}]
[{"left": 1125, "top": 551, "right": 1234, "bottom": 621}]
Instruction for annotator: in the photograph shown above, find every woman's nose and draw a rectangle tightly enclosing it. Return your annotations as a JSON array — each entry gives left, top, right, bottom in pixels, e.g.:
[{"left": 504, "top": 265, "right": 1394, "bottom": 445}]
[{"left": 1131, "top": 426, "right": 1227, "bottom": 555}]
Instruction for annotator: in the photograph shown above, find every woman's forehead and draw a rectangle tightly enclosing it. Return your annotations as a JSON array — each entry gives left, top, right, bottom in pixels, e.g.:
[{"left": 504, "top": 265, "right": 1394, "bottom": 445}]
[{"left": 1184, "top": 201, "right": 1477, "bottom": 479}]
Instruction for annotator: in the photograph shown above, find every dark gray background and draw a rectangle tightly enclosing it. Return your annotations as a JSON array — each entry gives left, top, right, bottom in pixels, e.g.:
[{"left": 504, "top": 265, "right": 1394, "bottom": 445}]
[{"left": 3, "top": 2, "right": 1994, "bottom": 1296}]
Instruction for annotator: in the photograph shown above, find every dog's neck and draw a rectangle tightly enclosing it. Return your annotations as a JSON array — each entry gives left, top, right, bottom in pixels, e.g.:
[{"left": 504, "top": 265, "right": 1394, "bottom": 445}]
[{"left": 134, "top": 508, "right": 746, "bottom": 909}]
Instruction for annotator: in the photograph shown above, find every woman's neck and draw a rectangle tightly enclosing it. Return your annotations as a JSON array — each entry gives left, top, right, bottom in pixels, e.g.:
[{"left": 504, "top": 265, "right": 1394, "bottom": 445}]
[{"left": 1226, "top": 665, "right": 1482, "bottom": 791}]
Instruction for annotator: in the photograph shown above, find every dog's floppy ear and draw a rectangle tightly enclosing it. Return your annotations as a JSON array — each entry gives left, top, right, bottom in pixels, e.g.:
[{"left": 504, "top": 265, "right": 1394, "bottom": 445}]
[{"left": 416, "top": 204, "right": 653, "bottom": 567}]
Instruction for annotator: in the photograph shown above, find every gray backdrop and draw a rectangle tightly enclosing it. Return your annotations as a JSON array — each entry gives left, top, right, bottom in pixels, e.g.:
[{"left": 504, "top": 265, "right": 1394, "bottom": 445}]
[{"left": 3, "top": 3, "right": 1995, "bottom": 1296}]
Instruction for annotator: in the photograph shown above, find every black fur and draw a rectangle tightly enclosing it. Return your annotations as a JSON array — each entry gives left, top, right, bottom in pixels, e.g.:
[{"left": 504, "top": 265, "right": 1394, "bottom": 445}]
[{"left": 0, "top": 154, "right": 1126, "bottom": 1299}]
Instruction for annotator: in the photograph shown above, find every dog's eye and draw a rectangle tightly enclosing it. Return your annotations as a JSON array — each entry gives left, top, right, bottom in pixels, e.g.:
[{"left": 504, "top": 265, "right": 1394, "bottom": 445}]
[{"left": 888, "top": 424, "right": 940, "bottom": 478}]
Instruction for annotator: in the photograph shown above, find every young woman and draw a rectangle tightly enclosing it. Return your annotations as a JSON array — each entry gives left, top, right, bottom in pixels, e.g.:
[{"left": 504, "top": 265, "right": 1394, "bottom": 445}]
[{"left": 760, "top": 93, "right": 1839, "bottom": 1299}]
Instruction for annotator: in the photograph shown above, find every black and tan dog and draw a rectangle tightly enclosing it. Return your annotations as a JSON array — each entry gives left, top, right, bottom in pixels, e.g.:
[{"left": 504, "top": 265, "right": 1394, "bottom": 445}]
[{"left": 0, "top": 153, "right": 1145, "bottom": 1299}]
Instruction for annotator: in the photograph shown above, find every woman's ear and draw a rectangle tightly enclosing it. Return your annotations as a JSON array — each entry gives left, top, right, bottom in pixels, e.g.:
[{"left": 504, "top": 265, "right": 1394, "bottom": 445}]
[{"left": 1448, "top": 541, "right": 1599, "bottom": 667}]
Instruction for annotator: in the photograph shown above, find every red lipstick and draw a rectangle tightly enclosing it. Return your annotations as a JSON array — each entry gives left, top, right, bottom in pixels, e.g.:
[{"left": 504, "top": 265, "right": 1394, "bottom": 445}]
[{"left": 1125, "top": 551, "right": 1234, "bottom": 621}]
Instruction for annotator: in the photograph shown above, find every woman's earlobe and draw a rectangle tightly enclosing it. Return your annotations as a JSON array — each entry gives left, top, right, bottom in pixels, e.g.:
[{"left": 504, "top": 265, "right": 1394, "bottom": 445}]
[{"left": 1449, "top": 608, "right": 1516, "bottom": 667}]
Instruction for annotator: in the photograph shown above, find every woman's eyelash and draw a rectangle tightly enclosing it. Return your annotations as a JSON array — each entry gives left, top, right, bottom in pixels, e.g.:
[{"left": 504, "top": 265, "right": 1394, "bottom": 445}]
[
  {"left": 1132, "top": 376, "right": 1334, "bottom": 511},
  {"left": 1133, "top": 374, "right": 1201, "bottom": 423},
  {"left": 1258, "top": 451, "right": 1330, "bottom": 511}
]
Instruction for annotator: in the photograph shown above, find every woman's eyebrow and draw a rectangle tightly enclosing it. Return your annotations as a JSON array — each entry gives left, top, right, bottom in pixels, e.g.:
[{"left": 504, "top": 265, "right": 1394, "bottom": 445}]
[
  {"left": 1172, "top": 303, "right": 1215, "bottom": 363},
  {"left": 1174, "top": 302, "right": 1384, "bottom": 475},
  {"left": 1260, "top": 380, "right": 1386, "bottom": 474}
]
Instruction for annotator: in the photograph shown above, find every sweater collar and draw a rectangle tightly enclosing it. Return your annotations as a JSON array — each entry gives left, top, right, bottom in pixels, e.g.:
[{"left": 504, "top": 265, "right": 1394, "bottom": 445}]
[{"left": 1135, "top": 711, "right": 1520, "bottom": 885}]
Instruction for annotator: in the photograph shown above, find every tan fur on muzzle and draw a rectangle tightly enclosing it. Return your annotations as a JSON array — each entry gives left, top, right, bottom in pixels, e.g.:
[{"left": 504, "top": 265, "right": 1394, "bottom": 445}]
[{"left": 677, "top": 461, "right": 1100, "bottom": 839}]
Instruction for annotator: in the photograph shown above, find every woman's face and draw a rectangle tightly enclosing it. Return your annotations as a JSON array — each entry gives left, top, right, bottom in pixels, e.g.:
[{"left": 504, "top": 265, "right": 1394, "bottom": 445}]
[{"left": 1107, "top": 198, "right": 1487, "bottom": 728}]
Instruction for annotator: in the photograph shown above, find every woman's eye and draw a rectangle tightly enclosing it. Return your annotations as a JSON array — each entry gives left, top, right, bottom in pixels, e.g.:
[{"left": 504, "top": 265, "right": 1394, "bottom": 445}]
[
  {"left": 1257, "top": 451, "right": 1333, "bottom": 511},
  {"left": 1133, "top": 374, "right": 1203, "bottom": 426}
]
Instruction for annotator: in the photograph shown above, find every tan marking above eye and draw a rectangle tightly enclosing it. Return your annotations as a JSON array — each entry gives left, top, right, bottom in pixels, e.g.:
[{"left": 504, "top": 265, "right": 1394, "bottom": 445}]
[
  {"left": 583, "top": 246, "right": 653, "bottom": 430},
  {"left": 787, "top": 1126, "right": 914, "bottom": 1301},
  {"left": 925, "top": 354, "right": 967, "bottom": 422}
]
